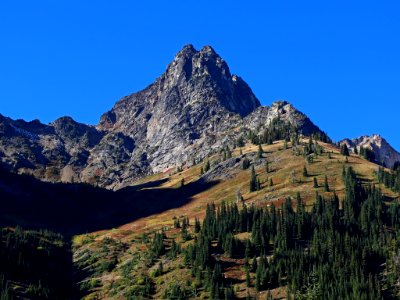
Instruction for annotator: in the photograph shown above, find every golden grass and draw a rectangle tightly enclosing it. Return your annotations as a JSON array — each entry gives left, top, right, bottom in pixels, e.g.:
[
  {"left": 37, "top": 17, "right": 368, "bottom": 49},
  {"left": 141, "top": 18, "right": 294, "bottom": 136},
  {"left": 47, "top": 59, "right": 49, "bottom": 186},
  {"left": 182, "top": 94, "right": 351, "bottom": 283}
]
[{"left": 73, "top": 139, "right": 399, "bottom": 299}]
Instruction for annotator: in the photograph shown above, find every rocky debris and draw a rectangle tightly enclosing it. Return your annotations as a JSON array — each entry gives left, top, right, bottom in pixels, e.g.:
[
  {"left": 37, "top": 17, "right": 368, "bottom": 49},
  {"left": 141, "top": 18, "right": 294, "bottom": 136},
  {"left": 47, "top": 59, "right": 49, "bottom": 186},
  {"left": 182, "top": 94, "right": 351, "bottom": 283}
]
[
  {"left": 341, "top": 134, "right": 400, "bottom": 168},
  {"left": 201, "top": 157, "right": 242, "bottom": 182}
]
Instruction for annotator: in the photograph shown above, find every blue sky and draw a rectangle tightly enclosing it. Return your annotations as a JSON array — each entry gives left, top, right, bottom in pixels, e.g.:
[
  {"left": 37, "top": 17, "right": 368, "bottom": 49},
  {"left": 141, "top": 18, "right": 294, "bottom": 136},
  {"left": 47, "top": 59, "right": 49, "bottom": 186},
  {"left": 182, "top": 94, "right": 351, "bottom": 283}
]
[{"left": 0, "top": 1, "right": 399, "bottom": 149}]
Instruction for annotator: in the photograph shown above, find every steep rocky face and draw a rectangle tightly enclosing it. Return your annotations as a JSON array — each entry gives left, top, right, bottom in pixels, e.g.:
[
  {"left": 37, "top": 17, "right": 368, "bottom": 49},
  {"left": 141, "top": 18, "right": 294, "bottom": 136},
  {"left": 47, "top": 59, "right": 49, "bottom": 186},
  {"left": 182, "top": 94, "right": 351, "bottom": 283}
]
[
  {"left": 0, "top": 45, "right": 331, "bottom": 189},
  {"left": 341, "top": 134, "right": 400, "bottom": 168}
]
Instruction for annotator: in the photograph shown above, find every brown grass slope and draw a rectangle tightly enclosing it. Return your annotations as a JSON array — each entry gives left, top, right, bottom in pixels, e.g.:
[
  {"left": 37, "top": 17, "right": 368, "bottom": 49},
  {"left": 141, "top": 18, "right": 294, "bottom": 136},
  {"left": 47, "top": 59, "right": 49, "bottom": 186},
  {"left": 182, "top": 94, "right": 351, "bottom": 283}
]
[{"left": 73, "top": 140, "right": 399, "bottom": 299}]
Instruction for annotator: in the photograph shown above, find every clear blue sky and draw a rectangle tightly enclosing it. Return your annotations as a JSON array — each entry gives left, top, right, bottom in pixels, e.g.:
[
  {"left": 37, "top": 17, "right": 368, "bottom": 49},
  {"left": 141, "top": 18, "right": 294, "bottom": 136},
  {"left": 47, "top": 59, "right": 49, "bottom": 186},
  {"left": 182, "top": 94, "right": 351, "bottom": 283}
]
[{"left": 0, "top": 1, "right": 399, "bottom": 149}]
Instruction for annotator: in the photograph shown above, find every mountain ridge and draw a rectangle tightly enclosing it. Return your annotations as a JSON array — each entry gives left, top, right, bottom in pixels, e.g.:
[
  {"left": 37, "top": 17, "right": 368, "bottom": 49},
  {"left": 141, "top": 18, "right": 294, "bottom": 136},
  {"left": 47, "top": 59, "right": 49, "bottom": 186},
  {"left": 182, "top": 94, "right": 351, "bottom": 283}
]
[
  {"left": 340, "top": 134, "right": 400, "bottom": 168},
  {"left": 1, "top": 44, "right": 395, "bottom": 189}
]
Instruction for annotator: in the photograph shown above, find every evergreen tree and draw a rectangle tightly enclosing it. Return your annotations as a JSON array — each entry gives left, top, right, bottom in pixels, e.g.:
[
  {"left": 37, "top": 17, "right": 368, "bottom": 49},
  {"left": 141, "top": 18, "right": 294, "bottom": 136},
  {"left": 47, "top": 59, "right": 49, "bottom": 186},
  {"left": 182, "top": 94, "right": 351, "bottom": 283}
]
[
  {"left": 303, "top": 165, "right": 308, "bottom": 177},
  {"left": 340, "top": 143, "right": 350, "bottom": 156},
  {"left": 242, "top": 158, "right": 251, "bottom": 170},
  {"left": 324, "top": 175, "right": 329, "bottom": 192},
  {"left": 204, "top": 161, "right": 211, "bottom": 172},
  {"left": 250, "top": 166, "right": 257, "bottom": 192},
  {"left": 313, "top": 177, "right": 318, "bottom": 188},
  {"left": 257, "top": 143, "right": 263, "bottom": 159},
  {"left": 265, "top": 160, "right": 269, "bottom": 173}
]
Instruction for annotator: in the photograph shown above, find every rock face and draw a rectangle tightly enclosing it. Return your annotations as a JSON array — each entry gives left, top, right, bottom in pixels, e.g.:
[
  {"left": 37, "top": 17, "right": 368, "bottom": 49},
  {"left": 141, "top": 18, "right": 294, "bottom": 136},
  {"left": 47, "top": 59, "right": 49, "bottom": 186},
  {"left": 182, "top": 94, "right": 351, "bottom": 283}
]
[
  {"left": 341, "top": 134, "right": 400, "bottom": 168},
  {"left": 0, "top": 45, "right": 329, "bottom": 189},
  {"left": 98, "top": 45, "right": 261, "bottom": 173},
  {"left": 243, "top": 101, "right": 325, "bottom": 136}
]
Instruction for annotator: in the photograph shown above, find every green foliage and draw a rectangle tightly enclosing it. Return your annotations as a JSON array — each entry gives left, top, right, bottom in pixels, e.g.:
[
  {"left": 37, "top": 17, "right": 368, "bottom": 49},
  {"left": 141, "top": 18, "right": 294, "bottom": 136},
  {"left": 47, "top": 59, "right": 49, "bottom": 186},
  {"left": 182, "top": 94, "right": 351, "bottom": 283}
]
[
  {"left": 324, "top": 175, "right": 329, "bottom": 192},
  {"left": 377, "top": 166, "right": 400, "bottom": 192},
  {"left": 359, "top": 147, "right": 376, "bottom": 162},
  {"left": 180, "top": 167, "right": 400, "bottom": 299},
  {"left": 340, "top": 143, "right": 350, "bottom": 156},
  {"left": 204, "top": 161, "right": 211, "bottom": 172},
  {"left": 249, "top": 166, "right": 260, "bottom": 192},
  {"left": 303, "top": 165, "right": 308, "bottom": 177},
  {"left": 163, "top": 283, "right": 190, "bottom": 299},
  {"left": 257, "top": 143, "right": 264, "bottom": 158},
  {"left": 150, "top": 232, "right": 165, "bottom": 260},
  {"left": 125, "top": 275, "right": 153, "bottom": 299},
  {"left": 265, "top": 160, "right": 270, "bottom": 173},
  {"left": 313, "top": 177, "right": 318, "bottom": 188},
  {"left": 242, "top": 157, "right": 251, "bottom": 170}
]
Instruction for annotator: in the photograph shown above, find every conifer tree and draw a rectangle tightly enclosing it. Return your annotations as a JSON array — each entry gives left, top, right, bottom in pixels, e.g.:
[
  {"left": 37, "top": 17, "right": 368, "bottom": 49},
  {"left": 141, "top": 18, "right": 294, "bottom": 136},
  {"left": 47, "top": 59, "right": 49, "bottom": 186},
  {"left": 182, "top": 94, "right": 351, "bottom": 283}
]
[
  {"left": 324, "top": 175, "right": 329, "bottom": 192},
  {"left": 242, "top": 158, "right": 251, "bottom": 170},
  {"left": 246, "top": 266, "right": 251, "bottom": 287},
  {"left": 250, "top": 166, "right": 257, "bottom": 192},
  {"left": 257, "top": 143, "right": 263, "bottom": 158},
  {"left": 265, "top": 160, "right": 269, "bottom": 173},
  {"left": 204, "top": 160, "right": 211, "bottom": 172},
  {"left": 303, "top": 165, "right": 308, "bottom": 177},
  {"left": 340, "top": 143, "right": 350, "bottom": 156},
  {"left": 313, "top": 177, "right": 318, "bottom": 188}
]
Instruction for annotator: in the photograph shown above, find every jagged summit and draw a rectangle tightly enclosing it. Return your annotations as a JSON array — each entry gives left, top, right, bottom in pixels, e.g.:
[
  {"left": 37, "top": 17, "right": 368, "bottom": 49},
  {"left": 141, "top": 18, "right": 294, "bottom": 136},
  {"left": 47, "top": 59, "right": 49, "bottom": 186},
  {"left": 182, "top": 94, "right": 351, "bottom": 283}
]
[{"left": 341, "top": 134, "right": 400, "bottom": 168}]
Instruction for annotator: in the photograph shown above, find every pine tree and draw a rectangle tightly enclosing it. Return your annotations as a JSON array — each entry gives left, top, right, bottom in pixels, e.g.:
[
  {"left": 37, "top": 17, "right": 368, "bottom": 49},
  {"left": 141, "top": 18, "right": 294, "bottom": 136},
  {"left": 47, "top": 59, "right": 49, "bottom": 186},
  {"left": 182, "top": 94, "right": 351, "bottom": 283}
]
[
  {"left": 257, "top": 143, "right": 263, "bottom": 159},
  {"left": 194, "top": 217, "right": 201, "bottom": 233},
  {"left": 250, "top": 166, "right": 257, "bottom": 192},
  {"left": 340, "top": 144, "right": 350, "bottom": 156},
  {"left": 324, "top": 175, "right": 329, "bottom": 192},
  {"left": 265, "top": 160, "right": 269, "bottom": 173},
  {"left": 269, "top": 178, "right": 273, "bottom": 187},
  {"left": 303, "top": 165, "right": 308, "bottom": 177},
  {"left": 181, "top": 221, "right": 188, "bottom": 241},
  {"left": 204, "top": 160, "right": 211, "bottom": 172},
  {"left": 313, "top": 177, "right": 318, "bottom": 188},
  {"left": 242, "top": 158, "right": 251, "bottom": 170},
  {"left": 246, "top": 266, "right": 251, "bottom": 287}
]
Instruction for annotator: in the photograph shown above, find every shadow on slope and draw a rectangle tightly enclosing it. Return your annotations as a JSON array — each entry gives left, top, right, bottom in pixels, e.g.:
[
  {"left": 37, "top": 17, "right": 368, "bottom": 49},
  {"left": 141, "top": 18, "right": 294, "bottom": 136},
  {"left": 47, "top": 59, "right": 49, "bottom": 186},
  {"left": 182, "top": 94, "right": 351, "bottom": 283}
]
[{"left": 0, "top": 167, "right": 219, "bottom": 237}]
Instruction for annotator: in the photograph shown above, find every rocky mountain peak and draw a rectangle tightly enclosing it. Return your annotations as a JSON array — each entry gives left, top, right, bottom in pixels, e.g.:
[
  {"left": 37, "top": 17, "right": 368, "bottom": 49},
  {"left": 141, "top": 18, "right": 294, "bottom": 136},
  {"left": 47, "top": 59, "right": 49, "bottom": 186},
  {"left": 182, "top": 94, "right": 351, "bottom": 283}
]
[
  {"left": 341, "top": 134, "right": 400, "bottom": 168},
  {"left": 99, "top": 45, "right": 261, "bottom": 135}
]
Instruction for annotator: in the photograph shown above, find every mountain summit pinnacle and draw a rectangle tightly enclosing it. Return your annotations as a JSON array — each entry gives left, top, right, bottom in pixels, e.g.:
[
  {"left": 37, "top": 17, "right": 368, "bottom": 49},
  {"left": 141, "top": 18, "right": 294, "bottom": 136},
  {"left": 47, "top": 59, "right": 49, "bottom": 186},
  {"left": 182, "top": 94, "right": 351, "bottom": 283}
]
[
  {"left": 96, "top": 44, "right": 261, "bottom": 173},
  {"left": 99, "top": 44, "right": 261, "bottom": 133}
]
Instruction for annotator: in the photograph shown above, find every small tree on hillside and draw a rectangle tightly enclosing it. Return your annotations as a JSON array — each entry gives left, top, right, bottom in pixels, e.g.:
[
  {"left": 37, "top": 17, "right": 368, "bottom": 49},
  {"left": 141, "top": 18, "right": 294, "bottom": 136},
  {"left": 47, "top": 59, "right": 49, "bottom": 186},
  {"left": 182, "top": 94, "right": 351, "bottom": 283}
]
[
  {"left": 257, "top": 143, "right": 264, "bottom": 159},
  {"left": 313, "top": 177, "right": 319, "bottom": 188},
  {"left": 340, "top": 144, "right": 350, "bottom": 156},
  {"left": 204, "top": 160, "right": 211, "bottom": 172},
  {"left": 250, "top": 165, "right": 257, "bottom": 192},
  {"left": 324, "top": 175, "right": 330, "bottom": 192},
  {"left": 303, "top": 165, "right": 308, "bottom": 177}
]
